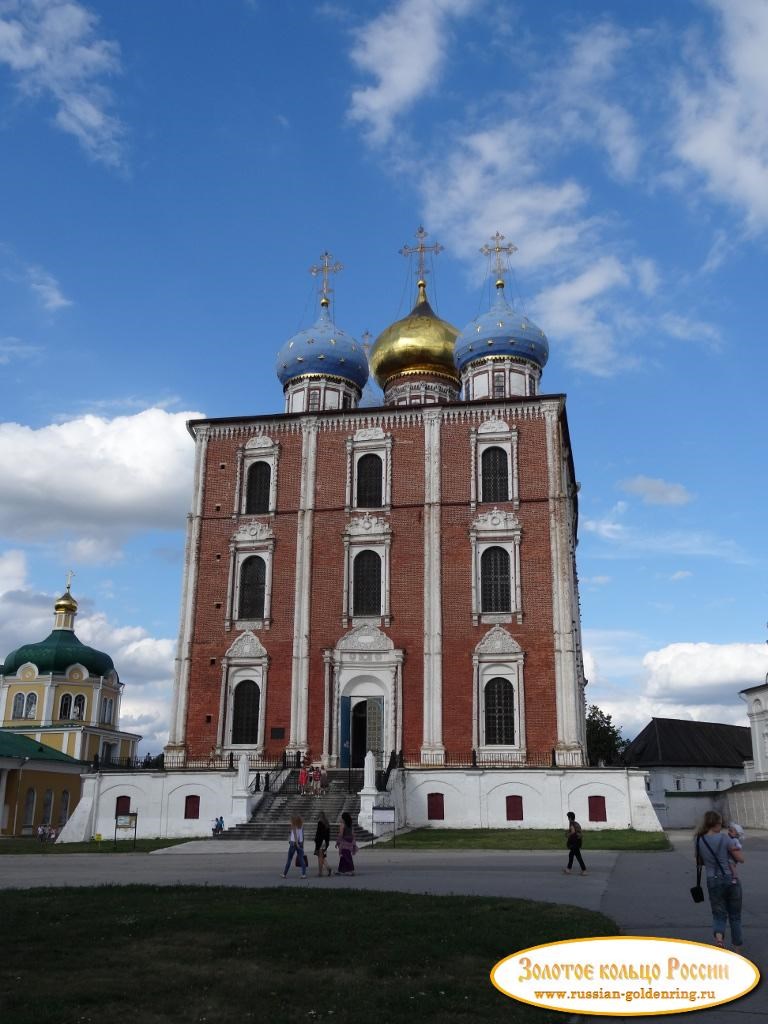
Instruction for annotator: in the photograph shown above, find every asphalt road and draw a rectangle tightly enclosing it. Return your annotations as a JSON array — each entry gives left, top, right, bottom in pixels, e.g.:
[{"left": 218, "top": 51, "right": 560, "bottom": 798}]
[{"left": 1, "top": 830, "right": 765, "bottom": 1022}]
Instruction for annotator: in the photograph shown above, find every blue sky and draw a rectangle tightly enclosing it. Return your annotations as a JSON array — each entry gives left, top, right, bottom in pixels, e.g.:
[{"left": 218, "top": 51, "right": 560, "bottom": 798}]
[{"left": 0, "top": 0, "right": 766, "bottom": 750}]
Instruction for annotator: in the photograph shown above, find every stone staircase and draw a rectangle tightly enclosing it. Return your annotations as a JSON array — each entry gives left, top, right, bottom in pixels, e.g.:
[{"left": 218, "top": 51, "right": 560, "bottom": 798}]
[{"left": 220, "top": 769, "right": 376, "bottom": 842}]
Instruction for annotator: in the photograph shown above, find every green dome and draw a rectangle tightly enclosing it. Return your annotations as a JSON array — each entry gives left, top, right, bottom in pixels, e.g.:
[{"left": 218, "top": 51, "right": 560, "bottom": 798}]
[{"left": 2, "top": 629, "right": 115, "bottom": 678}]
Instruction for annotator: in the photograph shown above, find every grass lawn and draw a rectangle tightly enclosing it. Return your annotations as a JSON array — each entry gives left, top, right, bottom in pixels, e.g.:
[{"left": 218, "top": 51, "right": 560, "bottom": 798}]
[
  {"left": 0, "top": 837, "right": 192, "bottom": 855},
  {"left": 379, "top": 828, "right": 670, "bottom": 851},
  {"left": 0, "top": 886, "right": 618, "bottom": 1024}
]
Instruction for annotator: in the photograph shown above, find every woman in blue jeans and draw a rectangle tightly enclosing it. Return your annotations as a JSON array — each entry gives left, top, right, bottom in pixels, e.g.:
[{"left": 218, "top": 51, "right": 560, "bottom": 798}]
[
  {"left": 281, "top": 815, "right": 307, "bottom": 879},
  {"left": 695, "top": 811, "right": 744, "bottom": 948}
]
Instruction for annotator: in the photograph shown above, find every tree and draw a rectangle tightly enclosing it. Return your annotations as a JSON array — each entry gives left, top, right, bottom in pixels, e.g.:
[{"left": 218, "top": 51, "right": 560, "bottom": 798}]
[{"left": 585, "top": 704, "right": 628, "bottom": 766}]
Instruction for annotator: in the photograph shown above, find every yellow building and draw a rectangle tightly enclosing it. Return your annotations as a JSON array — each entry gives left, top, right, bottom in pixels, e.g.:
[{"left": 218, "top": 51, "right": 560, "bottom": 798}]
[
  {"left": 0, "top": 584, "right": 141, "bottom": 768},
  {"left": 0, "top": 731, "right": 85, "bottom": 836}
]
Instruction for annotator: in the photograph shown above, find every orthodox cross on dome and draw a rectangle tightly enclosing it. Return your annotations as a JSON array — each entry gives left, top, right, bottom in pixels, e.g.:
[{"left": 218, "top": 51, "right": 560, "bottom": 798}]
[
  {"left": 310, "top": 250, "right": 343, "bottom": 305},
  {"left": 481, "top": 231, "right": 518, "bottom": 283},
  {"left": 399, "top": 225, "right": 443, "bottom": 282},
  {"left": 65, "top": 568, "right": 76, "bottom": 592}
]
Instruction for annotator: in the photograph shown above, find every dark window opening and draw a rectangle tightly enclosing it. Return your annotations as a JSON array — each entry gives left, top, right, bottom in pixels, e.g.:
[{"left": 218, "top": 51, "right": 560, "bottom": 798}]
[
  {"left": 492, "top": 370, "right": 506, "bottom": 398},
  {"left": 245, "top": 461, "right": 271, "bottom": 514},
  {"left": 480, "top": 546, "right": 511, "bottom": 613},
  {"left": 485, "top": 677, "right": 515, "bottom": 744},
  {"left": 308, "top": 389, "right": 320, "bottom": 411},
  {"left": 232, "top": 680, "right": 260, "bottom": 745},
  {"left": 588, "top": 795, "right": 607, "bottom": 822},
  {"left": 239, "top": 556, "right": 266, "bottom": 619},
  {"left": 506, "top": 795, "right": 523, "bottom": 821},
  {"left": 481, "top": 446, "right": 509, "bottom": 503},
  {"left": 270, "top": 726, "right": 285, "bottom": 740},
  {"left": 427, "top": 793, "right": 445, "bottom": 820},
  {"left": 184, "top": 795, "right": 200, "bottom": 820},
  {"left": 59, "top": 693, "right": 72, "bottom": 719},
  {"left": 115, "top": 795, "right": 130, "bottom": 816},
  {"left": 356, "top": 453, "right": 383, "bottom": 508},
  {"left": 353, "top": 550, "right": 381, "bottom": 616}
]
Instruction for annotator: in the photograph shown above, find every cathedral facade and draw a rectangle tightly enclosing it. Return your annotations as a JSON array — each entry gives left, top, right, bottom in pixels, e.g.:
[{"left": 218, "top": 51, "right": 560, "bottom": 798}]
[{"left": 167, "top": 234, "right": 587, "bottom": 774}]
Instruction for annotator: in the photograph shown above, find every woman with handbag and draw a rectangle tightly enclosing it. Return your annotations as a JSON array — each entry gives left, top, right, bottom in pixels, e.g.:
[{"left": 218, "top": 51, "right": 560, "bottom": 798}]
[
  {"left": 281, "top": 815, "right": 307, "bottom": 879},
  {"left": 335, "top": 811, "right": 357, "bottom": 875},
  {"left": 694, "top": 811, "right": 744, "bottom": 949}
]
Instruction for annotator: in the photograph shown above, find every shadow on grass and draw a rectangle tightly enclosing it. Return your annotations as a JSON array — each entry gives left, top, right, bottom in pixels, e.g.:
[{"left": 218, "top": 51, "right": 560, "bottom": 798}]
[{"left": 0, "top": 886, "right": 618, "bottom": 1024}]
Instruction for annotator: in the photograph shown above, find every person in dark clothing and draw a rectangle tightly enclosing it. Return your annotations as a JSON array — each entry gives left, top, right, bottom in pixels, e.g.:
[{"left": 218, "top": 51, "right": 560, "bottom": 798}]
[
  {"left": 314, "top": 811, "right": 332, "bottom": 876},
  {"left": 563, "top": 810, "right": 587, "bottom": 874}
]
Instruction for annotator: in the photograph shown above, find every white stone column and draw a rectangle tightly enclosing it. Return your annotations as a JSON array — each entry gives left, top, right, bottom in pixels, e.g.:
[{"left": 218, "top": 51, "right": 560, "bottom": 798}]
[
  {"left": 167, "top": 428, "right": 208, "bottom": 750},
  {"left": 322, "top": 650, "right": 332, "bottom": 765},
  {"left": 289, "top": 419, "right": 317, "bottom": 753},
  {"left": 421, "top": 409, "right": 445, "bottom": 762},
  {"left": 544, "top": 403, "right": 584, "bottom": 764}
]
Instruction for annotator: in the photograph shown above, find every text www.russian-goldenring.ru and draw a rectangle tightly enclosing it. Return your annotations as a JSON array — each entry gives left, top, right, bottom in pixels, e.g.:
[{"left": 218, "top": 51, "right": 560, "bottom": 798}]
[{"left": 533, "top": 989, "right": 717, "bottom": 1004}]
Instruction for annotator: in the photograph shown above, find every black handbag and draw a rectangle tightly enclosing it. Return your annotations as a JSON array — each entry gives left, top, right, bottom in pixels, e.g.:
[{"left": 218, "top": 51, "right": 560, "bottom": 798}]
[{"left": 691, "top": 843, "right": 704, "bottom": 903}]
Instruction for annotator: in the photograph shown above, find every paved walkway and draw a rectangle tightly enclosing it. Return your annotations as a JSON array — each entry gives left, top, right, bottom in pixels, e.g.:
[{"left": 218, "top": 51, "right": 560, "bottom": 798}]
[{"left": 1, "top": 831, "right": 764, "bottom": 1022}]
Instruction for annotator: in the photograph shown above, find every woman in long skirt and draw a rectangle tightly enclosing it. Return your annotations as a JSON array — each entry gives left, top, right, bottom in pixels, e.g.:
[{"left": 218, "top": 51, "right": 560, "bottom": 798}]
[{"left": 336, "top": 811, "right": 357, "bottom": 875}]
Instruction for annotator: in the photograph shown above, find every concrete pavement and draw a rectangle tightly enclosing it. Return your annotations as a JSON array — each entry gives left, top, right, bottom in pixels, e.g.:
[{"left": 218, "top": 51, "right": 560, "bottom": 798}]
[{"left": 0, "top": 830, "right": 764, "bottom": 1022}]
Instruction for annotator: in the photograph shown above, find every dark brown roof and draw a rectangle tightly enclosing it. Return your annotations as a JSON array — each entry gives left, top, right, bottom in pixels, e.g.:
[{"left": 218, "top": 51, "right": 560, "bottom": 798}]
[{"left": 623, "top": 717, "right": 752, "bottom": 768}]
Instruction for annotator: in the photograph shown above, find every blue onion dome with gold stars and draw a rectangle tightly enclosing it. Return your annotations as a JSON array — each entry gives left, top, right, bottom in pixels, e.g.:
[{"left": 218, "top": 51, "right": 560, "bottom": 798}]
[
  {"left": 275, "top": 296, "right": 369, "bottom": 391},
  {"left": 2, "top": 585, "right": 116, "bottom": 678},
  {"left": 455, "top": 278, "right": 549, "bottom": 372}
]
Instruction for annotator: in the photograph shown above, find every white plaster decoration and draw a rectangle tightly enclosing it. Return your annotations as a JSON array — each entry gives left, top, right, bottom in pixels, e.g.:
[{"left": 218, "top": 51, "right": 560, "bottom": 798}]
[
  {"left": 330, "top": 627, "right": 404, "bottom": 768},
  {"left": 384, "top": 378, "right": 459, "bottom": 407},
  {"left": 167, "top": 429, "right": 208, "bottom": 751},
  {"left": 742, "top": 680, "right": 768, "bottom": 781},
  {"left": 544, "top": 404, "right": 585, "bottom": 765},
  {"left": 345, "top": 428, "right": 393, "bottom": 512},
  {"left": 421, "top": 409, "right": 444, "bottom": 762},
  {"left": 342, "top": 516, "right": 392, "bottom": 627},
  {"left": 283, "top": 376, "right": 360, "bottom": 414},
  {"left": 322, "top": 650, "right": 333, "bottom": 765},
  {"left": 475, "top": 625, "right": 523, "bottom": 655},
  {"left": 225, "top": 631, "right": 268, "bottom": 660},
  {"left": 289, "top": 419, "right": 317, "bottom": 753},
  {"left": 473, "top": 628, "right": 526, "bottom": 755},
  {"left": 470, "top": 419, "right": 519, "bottom": 511},
  {"left": 237, "top": 435, "right": 279, "bottom": 516},
  {"left": 469, "top": 508, "right": 523, "bottom": 625},
  {"left": 226, "top": 521, "right": 276, "bottom": 630},
  {"left": 220, "top": 632, "right": 269, "bottom": 753},
  {"left": 461, "top": 356, "right": 541, "bottom": 403}
]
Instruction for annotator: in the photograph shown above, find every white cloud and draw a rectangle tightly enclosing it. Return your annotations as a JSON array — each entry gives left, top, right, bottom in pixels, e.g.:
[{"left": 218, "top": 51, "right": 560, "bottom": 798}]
[
  {"left": 0, "top": 0, "right": 125, "bottom": 167},
  {"left": 658, "top": 313, "right": 720, "bottom": 347},
  {"left": 643, "top": 642, "right": 768, "bottom": 701},
  {"left": 0, "top": 548, "right": 26, "bottom": 594},
  {"left": 0, "top": 336, "right": 41, "bottom": 362},
  {"left": 633, "top": 258, "right": 659, "bottom": 296},
  {"left": 0, "top": 407, "right": 204, "bottom": 557},
  {"left": 348, "top": 0, "right": 477, "bottom": 144},
  {"left": 25, "top": 262, "right": 73, "bottom": 310},
  {"left": 620, "top": 475, "right": 693, "bottom": 506},
  {"left": 673, "top": 0, "right": 768, "bottom": 231},
  {"left": 670, "top": 570, "right": 693, "bottom": 581}
]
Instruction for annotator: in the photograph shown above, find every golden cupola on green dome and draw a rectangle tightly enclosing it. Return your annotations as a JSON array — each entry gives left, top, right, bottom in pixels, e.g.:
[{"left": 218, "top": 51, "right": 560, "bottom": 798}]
[{"left": 371, "top": 227, "right": 461, "bottom": 406}]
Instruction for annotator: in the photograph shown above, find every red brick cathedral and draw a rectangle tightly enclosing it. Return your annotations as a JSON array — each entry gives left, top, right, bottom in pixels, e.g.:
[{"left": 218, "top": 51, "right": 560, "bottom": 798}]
[{"left": 167, "top": 232, "right": 587, "bottom": 771}]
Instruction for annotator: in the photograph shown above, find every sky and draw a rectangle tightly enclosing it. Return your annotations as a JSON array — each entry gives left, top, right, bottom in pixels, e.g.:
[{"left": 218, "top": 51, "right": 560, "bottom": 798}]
[{"left": 0, "top": 0, "right": 767, "bottom": 753}]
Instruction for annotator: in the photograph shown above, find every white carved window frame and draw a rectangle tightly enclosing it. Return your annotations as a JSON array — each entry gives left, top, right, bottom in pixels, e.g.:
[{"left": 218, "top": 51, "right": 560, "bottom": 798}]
[
  {"left": 235, "top": 435, "right": 279, "bottom": 516},
  {"left": 472, "top": 627, "right": 526, "bottom": 755},
  {"left": 345, "top": 427, "right": 392, "bottom": 512},
  {"left": 470, "top": 419, "right": 519, "bottom": 510},
  {"left": 220, "top": 632, "right": 269, "bottom": 753},
  {"left": 470, "top": 508, "right": 522, "bottom": 625},
  {"left": 226, "top": 521, "right": 276, "bottom": 631},
  {"left": 342, "top": 514, "right": 391, "bottom": 627}
]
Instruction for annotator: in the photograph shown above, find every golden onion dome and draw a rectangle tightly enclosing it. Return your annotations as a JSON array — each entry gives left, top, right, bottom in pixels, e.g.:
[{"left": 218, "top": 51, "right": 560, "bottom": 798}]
[
  {"left": 54, "top": 589, "right": 78, "bottom": 615},
  {"left": 370, "top": 280, "right": 460, "bottom": 389}
]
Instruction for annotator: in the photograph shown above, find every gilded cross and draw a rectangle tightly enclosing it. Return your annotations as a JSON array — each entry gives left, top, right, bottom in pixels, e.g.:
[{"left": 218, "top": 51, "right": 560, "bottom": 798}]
[
  {"left": 310, "top": 250, "right": 343, "bottom": 300},
  {"left": 480, "top": 231, "right": 518, "bottom": 279},
  {"left": 399, "top": 226, "right": 443, "bottom": 280},
  {"left": 65, "top": 568, "right": 76, "bottom": 591}
]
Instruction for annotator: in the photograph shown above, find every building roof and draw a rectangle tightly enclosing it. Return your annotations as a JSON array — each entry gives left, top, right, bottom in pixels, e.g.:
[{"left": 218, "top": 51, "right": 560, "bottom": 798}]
[
  {"left": 0, "top": 730, "right": 85, "bottom": 764},
  {"left": 623, "top": 717, "right": 752, "bottom": 769},
  {"left": 3, "top": 628, "right": 115, "bottom": 678},
  {"left": 455, "top": 281, "right": 549, "bottom": 372}
]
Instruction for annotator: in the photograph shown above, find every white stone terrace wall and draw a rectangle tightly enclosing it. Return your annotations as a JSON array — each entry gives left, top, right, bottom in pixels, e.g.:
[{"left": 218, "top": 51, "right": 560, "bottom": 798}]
[{"left": 386, "top": 767, "right": 661, "bottom": 831}]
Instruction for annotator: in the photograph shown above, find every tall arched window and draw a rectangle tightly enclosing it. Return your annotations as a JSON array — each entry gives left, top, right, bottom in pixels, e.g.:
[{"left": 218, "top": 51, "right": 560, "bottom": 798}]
[
  {"left": 239, "top": 556, "right": 266, "bottom": 619},
  {"left": 73, "top": 694, "right": 85, "bottom": 720},
  {"left": 485, "top": 677, "right": 515, "bottom": 744},
  {"left": 59, "top": 693, "right": 72, "bottom": 719},
  {"left": 42, "top": 789, "right": 53, "bottom": 825},
  {"left": 23, "top": 787, "right": 36, "bottom": 827},
  {"left": 356, "top": 453, "right": 383, "bottom": 508},
  {"left": 12, "top": 693, "right": 25, "bottom": 719},
  {"left": 232, "top": 680, "right": 260, "bottom": 744},
  {"left": 59, "top": 790, "right": 70, "bottom": 825},
  {"left": 24, "top": 693, "right": 37, "bottom": 719},
  {"left": 245, "top": 462, "right": 271, "bottom": 514},
  {"left": 480, "top": 547, "right": 511, "bottom": 612},
  {"left": 353, "top": 550, "right": 381, "bottom": 616},
  {"left": 101, "top": 697, "right": 114, "bottom": 724},
  {"left": 481, "top": 446, "right": 508, "bottom": 503}
]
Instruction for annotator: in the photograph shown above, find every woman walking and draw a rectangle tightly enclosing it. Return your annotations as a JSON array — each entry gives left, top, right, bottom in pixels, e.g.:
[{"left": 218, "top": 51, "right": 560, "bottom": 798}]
[
  {"left": 282, "top": 815, "right": 307, "bottom": 879},
  {"left": 335, "top": 811, "right": 357, "bottom": 875},
  {"left": 695, "top": 810, "right": 744, "bottom": 949},
  {"left": 314, "top": 811, "right": 332, "bottom": 876}
]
